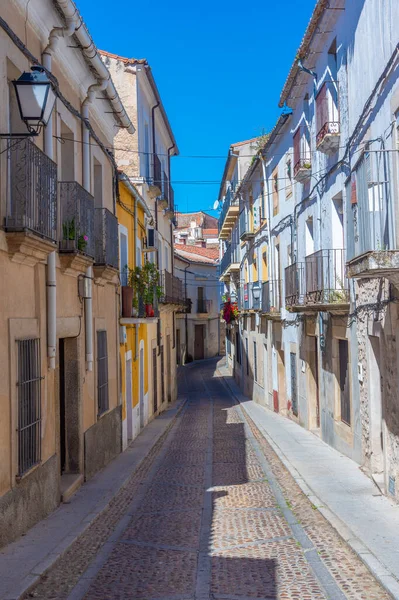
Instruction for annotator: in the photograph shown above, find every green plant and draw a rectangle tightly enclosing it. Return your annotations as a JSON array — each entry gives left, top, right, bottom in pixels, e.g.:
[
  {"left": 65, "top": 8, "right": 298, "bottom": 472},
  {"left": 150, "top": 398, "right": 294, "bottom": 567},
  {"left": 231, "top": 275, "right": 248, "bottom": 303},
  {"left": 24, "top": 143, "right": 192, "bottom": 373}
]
[
  {"left": 303, "top": 162, "right": 311, "bottom": 169},
  {"left": 127, "top": 262, "right": 162, "bottom": 306},
  {"left": 63, "top": 218, "right": 76, "bottom": 241}
]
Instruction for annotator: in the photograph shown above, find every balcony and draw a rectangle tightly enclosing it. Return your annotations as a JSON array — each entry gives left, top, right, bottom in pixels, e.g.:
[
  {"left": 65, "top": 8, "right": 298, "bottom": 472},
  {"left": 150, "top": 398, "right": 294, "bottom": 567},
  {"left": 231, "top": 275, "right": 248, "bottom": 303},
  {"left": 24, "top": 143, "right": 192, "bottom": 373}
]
[
  {"left": 93, "top": 208, "right": 119, "bottom": 283},
  {"left": 261, "top": 280, "right": 282, "bottom": 317},
  {"left": 148, "top": 154, "right": 162, "bottom": 198},
  {"left": 293, "top": 127, "right": 311, "bottom": 183},
  {"left": 157, "top": 171, "right": 169, "bottom": 210},
  {"left": 197, "top": 299, "right": 212, "bottom": 314},
  {"left": 121, "top": 287, "right": 160, "bottom": 324},
  {"left": 285, "top": 262, "right": 305, "bottom": 308},
  {"left": 285, "top": 251, "right": 349, "bottom": 313},
  {"left": 219, "top": 188, "right": 239, "bottom": 240},
  {"left": 304, "top": 249, "right": 349, "bottom": 311},
  {"left": 294, "top": 158, "right": 312, "bottom": 183},
  {"left": 315, "top": 82, "right": 340, "bottom": 154},
  {"left": 5, "top": 139, "right": 58, "bottom": 265},
  {"left": 164, "top": 182, "right": 175, "bottom": 221},
  {"left": 219, "top": 244, "right": 240, "bottom": 279},
  {"left": 59, "top": 181, "right": 95, "bottom": 273},
  {"left": 160, "top": 270, "right": 186, "bottom": 306},
  {"left": 239, "top": 209, "right": 255, "bottom": 241}
]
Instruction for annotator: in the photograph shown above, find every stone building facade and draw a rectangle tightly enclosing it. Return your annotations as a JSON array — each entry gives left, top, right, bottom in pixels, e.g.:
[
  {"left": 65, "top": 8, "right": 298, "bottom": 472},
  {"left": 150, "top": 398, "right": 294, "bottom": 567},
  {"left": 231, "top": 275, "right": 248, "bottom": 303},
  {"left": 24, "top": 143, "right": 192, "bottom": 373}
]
[{"left": 219, "top": 0, "right": 399, "bottom": 502}]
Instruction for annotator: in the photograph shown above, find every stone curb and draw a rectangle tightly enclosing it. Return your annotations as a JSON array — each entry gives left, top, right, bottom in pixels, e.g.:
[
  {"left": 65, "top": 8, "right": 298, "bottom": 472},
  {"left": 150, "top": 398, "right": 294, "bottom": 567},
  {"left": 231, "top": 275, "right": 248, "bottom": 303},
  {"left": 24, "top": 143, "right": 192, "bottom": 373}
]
[
  {"left": 2, "top": 395, "right": 187, "bottom": 600},
  {"left": 217, "top": 367, "right": 399, "bottom": 600}
]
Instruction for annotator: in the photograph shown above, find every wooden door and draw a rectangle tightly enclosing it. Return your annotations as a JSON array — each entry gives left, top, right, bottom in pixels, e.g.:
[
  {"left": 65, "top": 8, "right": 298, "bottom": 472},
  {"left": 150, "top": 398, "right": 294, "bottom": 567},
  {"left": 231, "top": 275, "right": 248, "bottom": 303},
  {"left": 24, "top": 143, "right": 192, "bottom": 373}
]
[{"left": 194, "top": 325, "right": 205, "bottom": 360}]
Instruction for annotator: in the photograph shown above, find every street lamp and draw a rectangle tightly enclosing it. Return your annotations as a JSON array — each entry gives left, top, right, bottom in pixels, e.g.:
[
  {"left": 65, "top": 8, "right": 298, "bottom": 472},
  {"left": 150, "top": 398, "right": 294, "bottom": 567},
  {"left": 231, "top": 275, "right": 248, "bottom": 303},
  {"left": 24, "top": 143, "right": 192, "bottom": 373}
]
[{"left": 1, "top": 66, "right": 56, "bottom": 137}]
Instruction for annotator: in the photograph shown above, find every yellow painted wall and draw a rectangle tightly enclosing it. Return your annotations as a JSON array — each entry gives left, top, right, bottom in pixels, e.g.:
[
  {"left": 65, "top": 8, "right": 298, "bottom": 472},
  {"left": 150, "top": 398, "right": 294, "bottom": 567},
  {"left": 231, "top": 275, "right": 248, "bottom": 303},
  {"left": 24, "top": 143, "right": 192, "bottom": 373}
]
[{"left": 117, "top": 183, "right": 149, "bottom": 425}]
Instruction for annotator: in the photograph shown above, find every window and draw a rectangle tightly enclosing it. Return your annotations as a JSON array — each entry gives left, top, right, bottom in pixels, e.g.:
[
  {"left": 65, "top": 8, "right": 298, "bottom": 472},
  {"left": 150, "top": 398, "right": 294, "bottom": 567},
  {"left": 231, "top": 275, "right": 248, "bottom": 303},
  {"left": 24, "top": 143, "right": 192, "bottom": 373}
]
[
  {"left": 119, "top": 225, "right": 128, "bottom": 286},
  {"left": 17, "top": 339, "right": 42, "bottom": 476},
  {"left": 272, "top": 168, "right": 279, "bottom": 216},
  {"left": 143, "top": 122, "right": 150, "bottom": 179},
  {"left": 97, "top": 331, "right": 109, "bottom": 415},
  {"left": 253, "top": 341, "right": 258, "bottom": 382},
  {"left": 153, "top": 348, "right": 158, "bottom": 412},
  {"left": 160, "top": 345, "right": 165, "bottom": 404},
  {"left": 338, "top": 339, "right": 350, "bottom": 425}
]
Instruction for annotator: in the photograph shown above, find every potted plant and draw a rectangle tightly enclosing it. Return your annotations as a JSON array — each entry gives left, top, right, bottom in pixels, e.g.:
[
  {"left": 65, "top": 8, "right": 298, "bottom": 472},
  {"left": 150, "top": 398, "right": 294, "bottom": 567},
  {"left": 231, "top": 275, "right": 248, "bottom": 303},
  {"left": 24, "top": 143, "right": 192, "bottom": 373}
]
[{"left": 140, "top": 262, "right": 162, "bottom": 316}]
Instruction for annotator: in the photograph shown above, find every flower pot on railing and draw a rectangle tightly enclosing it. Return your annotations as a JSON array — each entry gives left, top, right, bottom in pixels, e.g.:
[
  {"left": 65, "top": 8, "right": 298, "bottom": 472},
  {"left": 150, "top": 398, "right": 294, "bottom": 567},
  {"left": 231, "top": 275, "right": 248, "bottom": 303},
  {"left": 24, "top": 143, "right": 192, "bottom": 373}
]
[
  {"left": 122, "top": 286, "right": 133, "bottom": 317},
  {"left": 145, "top": 303, "right": 154, "bottom": 317}
]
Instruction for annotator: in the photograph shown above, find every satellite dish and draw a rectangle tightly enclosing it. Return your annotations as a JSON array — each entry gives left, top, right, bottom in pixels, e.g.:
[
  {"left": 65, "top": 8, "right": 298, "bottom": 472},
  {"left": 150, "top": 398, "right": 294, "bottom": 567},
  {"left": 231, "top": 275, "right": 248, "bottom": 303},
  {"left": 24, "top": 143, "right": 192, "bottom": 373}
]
[{"left": 213, "top": 199, "right": 219, "bottom": 210}]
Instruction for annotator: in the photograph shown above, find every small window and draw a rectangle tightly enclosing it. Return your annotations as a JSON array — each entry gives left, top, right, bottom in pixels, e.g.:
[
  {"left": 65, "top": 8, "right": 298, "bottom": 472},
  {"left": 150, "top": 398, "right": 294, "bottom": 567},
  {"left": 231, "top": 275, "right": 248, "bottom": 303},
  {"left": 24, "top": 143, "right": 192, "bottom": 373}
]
[
  {"left": 97, "top": 331, "right": 109, "bottom": 415},
  {"left": 17, "top": 339, "right": 42, "bottom": 476}
]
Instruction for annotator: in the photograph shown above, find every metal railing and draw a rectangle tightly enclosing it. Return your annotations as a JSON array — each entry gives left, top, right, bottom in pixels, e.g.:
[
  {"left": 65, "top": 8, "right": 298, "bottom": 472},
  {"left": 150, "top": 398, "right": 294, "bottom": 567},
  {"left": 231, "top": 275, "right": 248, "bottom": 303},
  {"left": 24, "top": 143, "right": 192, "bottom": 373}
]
[
  {"left": 153, "top": 154, "right": 162, "bottom": 188},
  {"left": 261, "top": 280, "right": 282, "bottom": 313},
  {"left": 138, "top": 292, "right": 160, "bottom": 318},
  {"left": 94, "top": 208, "right": 119, "bottom": 268},
  {"left": 285, "top": 262, "right": 305, "bottom": 306},
  {"left": 294, "top": 157, "right": 312, "bottom": 178},
  {"left": 218, "top": 187, "right": 239, "bottom": 232},
  {"left": 162, "top": 172, "right": 169, "bottom": 203},
  {"left": 59, "top": 181, "right": 95, "bottom": 257},
  {"left": 5, "top": 138, "right": 57, "bottom": 241},
  {"left": 197, "top": 299, "right": 212, "bottom": 313},
  {"left": 239, "top": 209, "right": 253, "bottom": 239},
  {"left": 220, "top": 243, "right": 240, "bottom": 275},
  {"left": 316, "top": 121, "right": 340, "bottom": 147},
  {"left": 305, "top": 249, "right": 348, "bottom": 304},
  {"left": 160, "top": 270, "right": 185, "bottom": 304}
]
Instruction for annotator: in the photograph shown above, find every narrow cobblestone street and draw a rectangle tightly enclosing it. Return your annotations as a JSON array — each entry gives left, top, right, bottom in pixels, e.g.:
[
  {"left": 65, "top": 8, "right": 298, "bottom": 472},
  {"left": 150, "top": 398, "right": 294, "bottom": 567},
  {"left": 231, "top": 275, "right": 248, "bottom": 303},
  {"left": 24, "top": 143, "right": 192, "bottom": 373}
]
[{"left": 26, "top": 361, "right": 390, "bottom": 600}]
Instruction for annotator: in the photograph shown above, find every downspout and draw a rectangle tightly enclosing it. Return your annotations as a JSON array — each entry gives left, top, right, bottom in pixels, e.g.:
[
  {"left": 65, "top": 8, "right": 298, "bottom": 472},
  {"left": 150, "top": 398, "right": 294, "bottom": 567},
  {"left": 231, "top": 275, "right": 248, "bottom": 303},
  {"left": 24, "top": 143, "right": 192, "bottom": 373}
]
[
  {"left": 43, "top": 19, "right": 77, "bottom": 370},
  {"left": 260, "top": 154, "right": 274, "bottom": 284},
  {"left": 81, "top": 78, "right": 109, "bottom": 372},
  {"left": 134, "top": 195, "right": 139, "bottom": 362},
  {"left": 152, "top": 102, "right": 160, "bottom": 265},
  {"left": 184, "top": 263, "right": 189, "bottom": 364}
]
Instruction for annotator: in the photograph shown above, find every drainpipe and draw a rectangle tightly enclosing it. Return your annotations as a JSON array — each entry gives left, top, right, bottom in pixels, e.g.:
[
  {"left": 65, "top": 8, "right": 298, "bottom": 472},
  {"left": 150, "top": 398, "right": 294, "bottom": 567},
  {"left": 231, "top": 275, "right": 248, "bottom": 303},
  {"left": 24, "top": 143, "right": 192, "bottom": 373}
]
[
  {"left": 81, "top": 78, "right": 109, "bottom": 372},
  {"left": 43, "top": 21, "right": 76, "bottom": 370},
  {"left": 134, "top": 195, "right": 139, "bottom": 362},
  {"left": 184, "top": 263, "right": 189, "bottom": 364},
  {"left": 260, "top": 154, "right": 274, "bottom": 284}
]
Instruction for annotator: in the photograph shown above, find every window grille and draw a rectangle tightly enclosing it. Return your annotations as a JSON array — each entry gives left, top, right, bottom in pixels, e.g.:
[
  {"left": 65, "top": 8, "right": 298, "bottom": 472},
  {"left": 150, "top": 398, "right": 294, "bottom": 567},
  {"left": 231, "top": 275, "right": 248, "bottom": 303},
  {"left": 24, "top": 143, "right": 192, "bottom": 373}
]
[
  {"left": 17, "top": 339, "right": 42, "bottom": 476},
  {"left": 97, "top": 331, "right": 109, "bottom": 415}
]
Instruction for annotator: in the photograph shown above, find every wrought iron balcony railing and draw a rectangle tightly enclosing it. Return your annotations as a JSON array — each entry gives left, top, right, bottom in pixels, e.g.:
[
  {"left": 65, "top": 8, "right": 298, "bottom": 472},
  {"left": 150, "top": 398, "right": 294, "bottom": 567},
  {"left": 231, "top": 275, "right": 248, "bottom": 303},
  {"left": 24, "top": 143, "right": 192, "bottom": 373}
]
[
  {"left": 5, "top": 139, "right": 57, "bottom": 241},
  {"left": 197, "top": 299, "right": 212, "bottom": 313},
  {"left": 285, "top": 262, "right": 305, "bottom": 307},
  {"left": 153, "top": 154, "right": 162, "bottom": 188},
  {"left": 316, "top": 121, "right": 340, "bottom": 148},
  {"left": 218, "top": 187, "right": 239, "bottom": 233},
  {"left": 239, "top": 209, "right": 254, "bottom": 240},
  {"left": 160, "top": 270, "right": 185, "bottom": 305},
  {"left": 94, "top": 208, "right": 119, "bottom": 268},
  {"left": 59, "top": 181, "right": 95, "bottom": 257},
  {"left": 262, "top": 280, "right": 282, "bottom": 314},
  {"left": 304, "top": 249, "right": 348, "bottom": 304},
  {"left": 220, "top": 243, "right": 240, "bottom": 276}
]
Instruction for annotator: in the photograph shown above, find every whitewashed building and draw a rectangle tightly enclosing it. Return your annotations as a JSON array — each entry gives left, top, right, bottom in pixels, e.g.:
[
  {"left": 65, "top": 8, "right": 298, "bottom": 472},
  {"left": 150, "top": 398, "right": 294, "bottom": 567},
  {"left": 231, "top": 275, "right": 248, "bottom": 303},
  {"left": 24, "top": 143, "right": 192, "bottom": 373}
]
[{"left": 219, "top": 0, "right": 399, "bottom": 502}]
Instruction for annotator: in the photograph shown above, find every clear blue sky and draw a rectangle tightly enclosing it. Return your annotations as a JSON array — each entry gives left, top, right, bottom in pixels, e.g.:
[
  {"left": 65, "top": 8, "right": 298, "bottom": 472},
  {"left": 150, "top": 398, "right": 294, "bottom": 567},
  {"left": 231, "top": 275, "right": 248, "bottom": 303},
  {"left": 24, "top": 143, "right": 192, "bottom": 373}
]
[{"left": 77, "top": 0, "right": 316, "bottom": 215}]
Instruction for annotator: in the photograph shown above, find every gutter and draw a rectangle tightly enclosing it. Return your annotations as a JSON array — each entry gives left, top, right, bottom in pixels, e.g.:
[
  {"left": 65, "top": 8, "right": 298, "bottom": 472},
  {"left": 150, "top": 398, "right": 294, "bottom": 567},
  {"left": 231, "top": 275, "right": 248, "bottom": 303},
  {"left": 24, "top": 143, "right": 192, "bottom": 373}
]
[{"left": 54, "top": 0, "right": 135, "bottom": 134}]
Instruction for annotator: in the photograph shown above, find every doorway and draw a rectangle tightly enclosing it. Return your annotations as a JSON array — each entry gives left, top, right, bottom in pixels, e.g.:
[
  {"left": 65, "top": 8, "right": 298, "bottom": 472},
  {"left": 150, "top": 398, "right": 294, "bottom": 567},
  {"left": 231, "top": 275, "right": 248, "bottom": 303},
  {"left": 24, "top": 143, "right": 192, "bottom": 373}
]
[
  {"left": 276, "top": 345, "right": 286, "bottom": 413},
  {"left": 126, "top": 355, "right": 133, "bottom": 441},
  {"left": 368, "top": 336, "right": 384, "bottom": 475},
  {"left": 308, "top": 336, "right": 320, "bottom": 429},
  {"left": 176, "top": 329, "right": 181, "bottom": 365},
  {"left": 58, "top": 338, "right": 82, "bottom": 491},
  {"left": 166, "top": 335, "right": 172, "bottom": 402},
  {"left": 139, "top": 345, "right": 144, "bottom": 429},
  {"left": 194, "top": 325, "right": 205, "bottom": 360}
]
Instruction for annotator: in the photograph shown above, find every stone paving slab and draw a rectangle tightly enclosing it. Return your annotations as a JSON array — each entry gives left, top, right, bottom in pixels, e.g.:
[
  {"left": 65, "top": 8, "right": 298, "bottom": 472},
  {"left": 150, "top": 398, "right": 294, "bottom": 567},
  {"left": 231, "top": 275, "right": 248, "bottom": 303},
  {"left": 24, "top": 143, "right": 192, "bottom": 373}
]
[
  {"left": 0, "top": 396, "right": 186, "bottom": 600},
  {"left": 217, "top": 360, "right": 399, "bottom": 599}
]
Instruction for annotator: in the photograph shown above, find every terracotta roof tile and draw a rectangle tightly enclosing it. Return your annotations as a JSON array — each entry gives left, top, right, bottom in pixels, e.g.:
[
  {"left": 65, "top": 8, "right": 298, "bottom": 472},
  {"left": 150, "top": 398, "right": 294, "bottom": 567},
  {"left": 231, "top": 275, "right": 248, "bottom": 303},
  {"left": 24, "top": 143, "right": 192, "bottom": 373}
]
[
  {"left": 174, "top": 243, "right": 219, "bottom": 264},
  {"left": 98, "top": 50, "right": 147, "bottom": 65}
]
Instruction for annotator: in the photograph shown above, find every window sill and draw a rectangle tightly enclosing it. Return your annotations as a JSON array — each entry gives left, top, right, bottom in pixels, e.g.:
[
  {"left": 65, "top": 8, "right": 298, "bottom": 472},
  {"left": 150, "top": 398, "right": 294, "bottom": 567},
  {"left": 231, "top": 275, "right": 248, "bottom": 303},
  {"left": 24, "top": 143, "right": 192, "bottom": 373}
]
[{"left": 16, "top": 460, "right": 42, "bottom": 483}]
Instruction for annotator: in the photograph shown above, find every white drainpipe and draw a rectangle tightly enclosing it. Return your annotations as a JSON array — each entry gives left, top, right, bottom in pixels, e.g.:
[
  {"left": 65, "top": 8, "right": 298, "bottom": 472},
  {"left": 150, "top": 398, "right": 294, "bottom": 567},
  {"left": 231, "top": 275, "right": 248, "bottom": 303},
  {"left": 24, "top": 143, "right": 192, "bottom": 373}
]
[
  {"left": 81, "top": 80, "right": 108, "bottom": 372},
  {"left": 43, "top": 21, "right": 76, "bottom": 370}
]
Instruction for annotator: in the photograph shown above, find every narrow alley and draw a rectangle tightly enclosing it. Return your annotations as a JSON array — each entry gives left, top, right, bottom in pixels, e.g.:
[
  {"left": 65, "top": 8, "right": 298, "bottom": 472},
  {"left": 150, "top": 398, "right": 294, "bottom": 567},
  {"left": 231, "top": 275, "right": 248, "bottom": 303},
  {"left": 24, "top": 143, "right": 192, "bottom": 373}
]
[{"left": 23, "top": 360, "right": 390, "bottom": 600}]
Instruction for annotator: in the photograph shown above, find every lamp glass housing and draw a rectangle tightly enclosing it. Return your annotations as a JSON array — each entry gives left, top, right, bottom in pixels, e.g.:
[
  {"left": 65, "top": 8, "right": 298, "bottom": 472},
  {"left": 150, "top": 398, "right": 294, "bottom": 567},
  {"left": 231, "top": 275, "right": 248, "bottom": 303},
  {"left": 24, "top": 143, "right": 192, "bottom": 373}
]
[{"left": 13, "top": 67, "right": 56, "bottom": 130}]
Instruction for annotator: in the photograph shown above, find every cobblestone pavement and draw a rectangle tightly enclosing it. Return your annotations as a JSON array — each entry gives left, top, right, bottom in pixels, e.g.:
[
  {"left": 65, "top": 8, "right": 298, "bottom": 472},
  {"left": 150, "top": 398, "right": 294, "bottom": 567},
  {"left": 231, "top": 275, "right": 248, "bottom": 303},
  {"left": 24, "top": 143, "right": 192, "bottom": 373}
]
[{"left": 25, "top": 362, "right": 390, "bottom": 600}]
